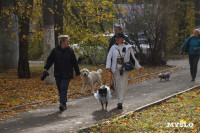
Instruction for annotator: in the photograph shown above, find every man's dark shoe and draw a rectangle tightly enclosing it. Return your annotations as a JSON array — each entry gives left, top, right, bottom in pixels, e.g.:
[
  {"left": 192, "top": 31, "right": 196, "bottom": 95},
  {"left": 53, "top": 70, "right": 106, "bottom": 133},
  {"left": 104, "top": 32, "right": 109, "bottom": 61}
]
[
  {"left": 191, "top": 79, "right": 195, "bottom": 82},
  {"left": 117, "top": 103, "right": 123, "bottom": 109},
  {"left": 59, "top": 102, "right": 67, "bottom": 111}
]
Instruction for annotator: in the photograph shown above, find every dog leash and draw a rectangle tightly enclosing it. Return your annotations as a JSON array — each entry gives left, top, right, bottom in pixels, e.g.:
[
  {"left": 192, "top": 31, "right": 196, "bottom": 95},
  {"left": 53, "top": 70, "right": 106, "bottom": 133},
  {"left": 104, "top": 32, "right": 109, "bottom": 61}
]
[{"left": 109, "top": 71, "right": 116, "bottom": 91}]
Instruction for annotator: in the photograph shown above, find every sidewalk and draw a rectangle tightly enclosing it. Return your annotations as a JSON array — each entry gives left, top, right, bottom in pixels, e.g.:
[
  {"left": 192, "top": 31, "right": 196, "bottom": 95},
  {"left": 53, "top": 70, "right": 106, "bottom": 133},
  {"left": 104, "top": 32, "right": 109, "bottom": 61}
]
[{"left": 1, "top": 59, "right": 199, "bottom": 133}]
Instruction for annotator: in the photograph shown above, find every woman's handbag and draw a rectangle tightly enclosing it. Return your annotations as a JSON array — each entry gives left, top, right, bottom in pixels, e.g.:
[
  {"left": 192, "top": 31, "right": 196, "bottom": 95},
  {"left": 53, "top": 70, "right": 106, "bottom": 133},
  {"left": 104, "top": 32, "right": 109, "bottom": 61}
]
[
  {"left": 118, "top": 49, "right": 134, "bottom": 71},
  {"left": 123, "top": 62, "right": 134, "bottom": 71}
]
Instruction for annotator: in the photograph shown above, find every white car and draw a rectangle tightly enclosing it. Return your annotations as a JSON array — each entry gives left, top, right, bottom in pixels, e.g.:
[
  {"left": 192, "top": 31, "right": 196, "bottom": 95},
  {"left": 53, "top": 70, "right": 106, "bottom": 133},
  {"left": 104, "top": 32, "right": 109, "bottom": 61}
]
[{"left": 131, "top": 36, "right": 150, "bottom": 56}]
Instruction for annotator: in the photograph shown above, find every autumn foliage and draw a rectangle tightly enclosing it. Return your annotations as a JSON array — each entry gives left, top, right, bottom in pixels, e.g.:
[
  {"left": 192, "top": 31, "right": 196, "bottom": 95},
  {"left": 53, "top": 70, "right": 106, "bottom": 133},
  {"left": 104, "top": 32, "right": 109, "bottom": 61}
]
[{"left": 0, "top": 64, "right": 174, "bottom": 120}]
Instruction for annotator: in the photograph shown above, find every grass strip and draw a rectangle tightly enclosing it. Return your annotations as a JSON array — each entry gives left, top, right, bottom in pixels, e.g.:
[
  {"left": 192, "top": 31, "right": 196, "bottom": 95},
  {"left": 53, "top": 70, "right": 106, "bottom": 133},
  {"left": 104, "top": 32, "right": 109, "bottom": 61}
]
[{"left": 78, "top": 86, "right": 200, "bottom": 133}]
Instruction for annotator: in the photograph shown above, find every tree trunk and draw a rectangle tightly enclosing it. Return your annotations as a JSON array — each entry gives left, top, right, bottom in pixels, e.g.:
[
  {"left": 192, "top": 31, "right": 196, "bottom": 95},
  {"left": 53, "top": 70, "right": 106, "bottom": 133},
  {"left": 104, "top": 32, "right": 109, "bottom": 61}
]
[
  {"left": 53, "top": 0, "right": 63, "bottom": 46},
  {"left": 18, "top": 17, "right": 31, "bottom": 78},
  {"left": 17, "top": 0, "right": 33, "bottom": 78},
  {"left": 194, "top": 0, "right": 200, "bottom": 26},
  {"left": 43, "top": 0, "right": 55, "bottom": 84},
  {"left": 0, "top": 0, "right": 19, "bottom": 72}
]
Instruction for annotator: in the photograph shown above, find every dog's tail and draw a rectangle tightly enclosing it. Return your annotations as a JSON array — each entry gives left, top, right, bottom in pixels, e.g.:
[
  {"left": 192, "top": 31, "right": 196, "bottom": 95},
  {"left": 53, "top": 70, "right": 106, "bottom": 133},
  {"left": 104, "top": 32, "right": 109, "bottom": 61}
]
[{"left": 97, "top": 69, "right": 102, "bottom": 75}]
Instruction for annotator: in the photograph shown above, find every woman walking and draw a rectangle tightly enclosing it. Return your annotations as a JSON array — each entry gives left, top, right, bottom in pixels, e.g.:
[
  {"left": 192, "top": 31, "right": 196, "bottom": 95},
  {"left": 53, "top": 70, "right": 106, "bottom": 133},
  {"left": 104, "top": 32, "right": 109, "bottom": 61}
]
[
  {"left": 106, "top": 33, "right": 143, "bottom": 109},
  {"left": 180, "top": 29, "right": 200, "bottom": 81},
  {"left": 43, "top": 35, "right": 80, "bottom": 111}
]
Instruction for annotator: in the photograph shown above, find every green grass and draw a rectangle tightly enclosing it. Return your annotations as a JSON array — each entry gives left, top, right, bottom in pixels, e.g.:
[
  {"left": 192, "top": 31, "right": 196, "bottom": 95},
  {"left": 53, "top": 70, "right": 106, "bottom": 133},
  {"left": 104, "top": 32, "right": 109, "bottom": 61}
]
[
  {"left": 167, "top": 54, "right": 188, "bottom": 59},
  {"left": 30, "top": 66, "right": 44, "bottom": 71},
  {"left": 79, "top": 88, "right": 200, "bottom": 133},
  {"left": 29, "top": 64, "right": 104, "bottom": 71}
]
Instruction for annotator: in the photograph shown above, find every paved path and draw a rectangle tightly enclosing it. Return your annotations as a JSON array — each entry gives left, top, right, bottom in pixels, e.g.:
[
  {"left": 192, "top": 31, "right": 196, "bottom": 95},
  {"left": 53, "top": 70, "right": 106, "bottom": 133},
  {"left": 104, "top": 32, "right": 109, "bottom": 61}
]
[{"left": 1, "top": 59, "right": 199, "bottom": 133}]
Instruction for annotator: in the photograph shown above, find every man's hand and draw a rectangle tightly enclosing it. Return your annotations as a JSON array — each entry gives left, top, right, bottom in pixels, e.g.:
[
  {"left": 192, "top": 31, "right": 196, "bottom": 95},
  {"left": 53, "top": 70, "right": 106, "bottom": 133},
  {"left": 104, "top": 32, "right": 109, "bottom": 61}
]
[{"left": 41, "top": 70, "right": 49, "bottom": 81}]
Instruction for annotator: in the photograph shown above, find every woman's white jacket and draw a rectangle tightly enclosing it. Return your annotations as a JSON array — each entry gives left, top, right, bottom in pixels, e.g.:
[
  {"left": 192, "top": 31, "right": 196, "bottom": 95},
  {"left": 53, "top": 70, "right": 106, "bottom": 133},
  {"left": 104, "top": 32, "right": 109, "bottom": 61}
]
[{"left": 106, "top": 43, "right": 141, "bottom": 73}]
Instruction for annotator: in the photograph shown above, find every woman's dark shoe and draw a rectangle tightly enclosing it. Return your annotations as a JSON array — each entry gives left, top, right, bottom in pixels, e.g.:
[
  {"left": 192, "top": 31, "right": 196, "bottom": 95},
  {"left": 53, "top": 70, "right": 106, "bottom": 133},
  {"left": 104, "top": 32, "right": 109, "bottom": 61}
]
[
  {"left": 117, "top": 103, "right": 123, "bottom": 109},
  {"left": 59, "top": 102, "right": 67, "bottom": 111}
]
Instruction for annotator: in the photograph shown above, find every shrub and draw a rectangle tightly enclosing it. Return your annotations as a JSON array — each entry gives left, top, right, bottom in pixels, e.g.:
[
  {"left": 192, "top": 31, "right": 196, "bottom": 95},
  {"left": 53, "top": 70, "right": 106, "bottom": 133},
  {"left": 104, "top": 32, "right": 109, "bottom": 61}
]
[{"left": 28, "top": 37, "right": 43, "bottom": 60}]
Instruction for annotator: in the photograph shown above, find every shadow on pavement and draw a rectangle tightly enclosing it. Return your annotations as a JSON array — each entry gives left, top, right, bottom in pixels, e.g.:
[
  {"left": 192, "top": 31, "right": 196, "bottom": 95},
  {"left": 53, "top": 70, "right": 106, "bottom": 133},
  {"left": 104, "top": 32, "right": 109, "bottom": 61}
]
[
  {"left": 92, "top": 108, "right": 123, "bottom": 121},
  {"left": 1, "top": 110, "right": 78, "bottom": 132}
]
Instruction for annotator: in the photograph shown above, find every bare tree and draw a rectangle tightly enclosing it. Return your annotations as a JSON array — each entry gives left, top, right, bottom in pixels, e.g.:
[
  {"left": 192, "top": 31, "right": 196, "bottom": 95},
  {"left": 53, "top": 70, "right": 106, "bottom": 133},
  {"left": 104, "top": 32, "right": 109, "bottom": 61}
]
[{"left": 117, "top": 0, "right": 172, "bottom": 65}]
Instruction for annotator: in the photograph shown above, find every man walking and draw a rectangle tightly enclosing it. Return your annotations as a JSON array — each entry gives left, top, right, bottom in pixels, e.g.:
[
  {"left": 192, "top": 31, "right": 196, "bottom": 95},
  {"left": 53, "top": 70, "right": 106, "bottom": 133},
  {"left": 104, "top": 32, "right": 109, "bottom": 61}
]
[{"left": 108, "top": 25, "right": 131, "bottom": 52}]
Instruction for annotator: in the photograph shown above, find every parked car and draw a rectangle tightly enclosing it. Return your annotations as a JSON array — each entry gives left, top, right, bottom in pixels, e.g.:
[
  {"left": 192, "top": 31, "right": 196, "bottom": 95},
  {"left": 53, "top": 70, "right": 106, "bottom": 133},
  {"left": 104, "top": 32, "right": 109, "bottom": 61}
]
[{"left": 131, "top": 36, "right": 150, "bottom": 56}]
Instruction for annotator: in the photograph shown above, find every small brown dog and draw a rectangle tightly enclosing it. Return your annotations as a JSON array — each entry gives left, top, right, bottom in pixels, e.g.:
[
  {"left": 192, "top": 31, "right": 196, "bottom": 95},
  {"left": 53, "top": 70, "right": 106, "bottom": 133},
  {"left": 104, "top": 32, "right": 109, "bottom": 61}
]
[{"left": 159, "top": 72, "right": 170, "bottom": 81}]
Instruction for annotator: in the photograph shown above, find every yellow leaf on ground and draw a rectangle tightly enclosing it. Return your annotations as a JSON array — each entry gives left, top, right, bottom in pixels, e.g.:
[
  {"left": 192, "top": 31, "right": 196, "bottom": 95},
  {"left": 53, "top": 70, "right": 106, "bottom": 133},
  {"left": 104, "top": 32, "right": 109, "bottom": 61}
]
[
  {"left": 180, "top": 120, "right": 186, "bottom": 123},
  {"left": 192, "top": 129, "right": 197, "bottom": 132}
]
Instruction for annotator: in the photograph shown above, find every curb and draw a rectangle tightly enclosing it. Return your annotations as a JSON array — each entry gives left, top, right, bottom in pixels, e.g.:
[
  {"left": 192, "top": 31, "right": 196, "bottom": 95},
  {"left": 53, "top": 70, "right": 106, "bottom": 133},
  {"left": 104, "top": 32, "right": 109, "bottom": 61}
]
[
  {"left": 0, "top": 91, "right": 81, "bottom": 114},
  {"left": 0, "top": 66, "right": 180, "bottom": 114},
  {"left": 167, "top": 57, "right": 188, "bottom": 60},
  {"left": 128, "top": 66, "right": 179, "bottom": 81},
  {"left": 78, "top": 85, "right": 200, "bottom": 132}
]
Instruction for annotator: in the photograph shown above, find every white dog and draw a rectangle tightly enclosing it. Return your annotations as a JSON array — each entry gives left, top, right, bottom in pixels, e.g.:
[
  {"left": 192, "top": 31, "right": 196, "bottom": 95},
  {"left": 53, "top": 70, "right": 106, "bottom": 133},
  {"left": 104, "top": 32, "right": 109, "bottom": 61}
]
[
  {"left": 94, "top": 85, "right": 112, "bottom": 110},
  {"left": 80, "top": 68, "right": 102, "bottom": 93}
]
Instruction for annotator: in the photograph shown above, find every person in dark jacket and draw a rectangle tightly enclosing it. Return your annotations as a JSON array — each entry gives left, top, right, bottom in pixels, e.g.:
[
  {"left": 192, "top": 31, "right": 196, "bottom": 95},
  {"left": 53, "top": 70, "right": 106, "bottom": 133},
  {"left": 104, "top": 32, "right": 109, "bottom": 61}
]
[
  {"left": 108, "top": 25, "right": 131, "bottom": 52},
  {"left": 44, "top": 35, "right": 80, "bottom": 111},
  {"left": 180, "top": 29, "right": 200, "bottom": 81}
]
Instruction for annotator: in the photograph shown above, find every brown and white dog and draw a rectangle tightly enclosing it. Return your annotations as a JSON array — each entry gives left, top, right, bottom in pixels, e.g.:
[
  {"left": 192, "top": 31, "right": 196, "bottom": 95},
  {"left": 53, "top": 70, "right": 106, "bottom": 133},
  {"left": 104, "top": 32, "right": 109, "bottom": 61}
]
[{"left": 80, "top": 68, "right": 102, "bottom": 93}]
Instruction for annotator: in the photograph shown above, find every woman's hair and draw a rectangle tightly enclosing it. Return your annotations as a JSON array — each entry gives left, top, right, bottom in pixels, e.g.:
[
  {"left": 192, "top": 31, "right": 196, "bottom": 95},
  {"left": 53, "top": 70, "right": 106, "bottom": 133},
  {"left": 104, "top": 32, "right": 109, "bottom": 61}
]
[
  {"left": 58, "top": 35, "right": 70, "bottom": 45},
  {"left": 192, "top": 29, "right": 200, "bottom": 36}
]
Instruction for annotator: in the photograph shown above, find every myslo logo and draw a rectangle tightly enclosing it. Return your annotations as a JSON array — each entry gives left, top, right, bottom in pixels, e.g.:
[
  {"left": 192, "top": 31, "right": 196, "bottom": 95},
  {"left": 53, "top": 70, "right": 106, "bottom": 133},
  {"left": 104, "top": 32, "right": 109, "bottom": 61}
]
[{"left": 167, "top": 120, "right": 194, "bottom": 128}]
